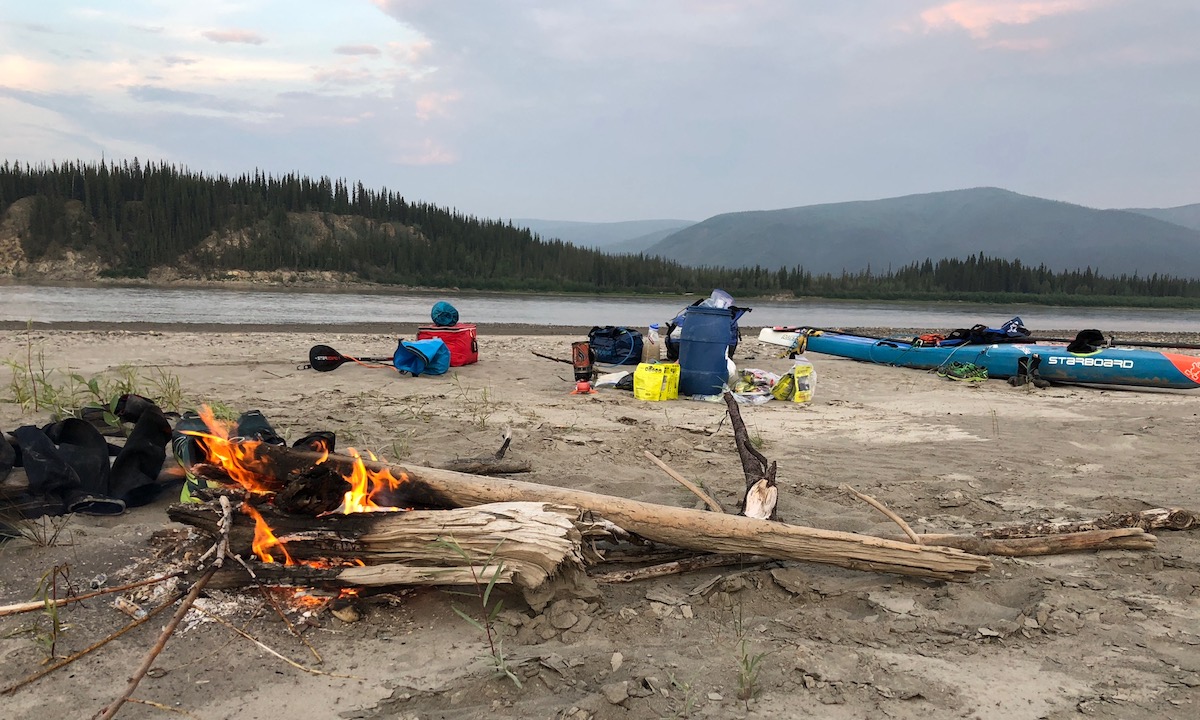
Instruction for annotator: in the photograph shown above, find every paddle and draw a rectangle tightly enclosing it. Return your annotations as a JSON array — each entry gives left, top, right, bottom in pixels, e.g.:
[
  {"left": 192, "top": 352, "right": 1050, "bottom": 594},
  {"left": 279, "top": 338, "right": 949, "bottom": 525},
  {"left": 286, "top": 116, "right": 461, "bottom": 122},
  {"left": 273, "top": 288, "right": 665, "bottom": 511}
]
[
  {"left": 301, "top": 344, "right": 394, "bottom": 372},
  {"left": 1028, "top": 335, "right": 1200, "bottom": 351}
]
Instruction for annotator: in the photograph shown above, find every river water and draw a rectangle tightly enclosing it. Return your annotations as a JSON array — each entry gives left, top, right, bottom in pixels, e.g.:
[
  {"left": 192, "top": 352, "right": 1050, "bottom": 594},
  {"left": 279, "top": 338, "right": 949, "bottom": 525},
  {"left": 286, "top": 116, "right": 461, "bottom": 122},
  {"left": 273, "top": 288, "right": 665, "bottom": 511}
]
[{"left": 1, "top": 284, "right": 1197, "bottom": 333}]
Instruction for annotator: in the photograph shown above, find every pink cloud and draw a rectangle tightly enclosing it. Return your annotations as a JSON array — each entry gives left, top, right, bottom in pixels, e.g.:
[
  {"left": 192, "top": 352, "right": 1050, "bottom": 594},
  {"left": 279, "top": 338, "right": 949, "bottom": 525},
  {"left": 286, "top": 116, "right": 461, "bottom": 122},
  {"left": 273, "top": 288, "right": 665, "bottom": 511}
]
[
  {"left": 201, "top": 29, "right": 267, "bottom": 45},
  {"left": 399, "top": 137, "right": 456, "bottom": 165},
  {"left": 415, "top": 90, "right": 461, "bottom": 120},
  {"left": 921, "top": 0, "right": 1095, "bottom": 38}
]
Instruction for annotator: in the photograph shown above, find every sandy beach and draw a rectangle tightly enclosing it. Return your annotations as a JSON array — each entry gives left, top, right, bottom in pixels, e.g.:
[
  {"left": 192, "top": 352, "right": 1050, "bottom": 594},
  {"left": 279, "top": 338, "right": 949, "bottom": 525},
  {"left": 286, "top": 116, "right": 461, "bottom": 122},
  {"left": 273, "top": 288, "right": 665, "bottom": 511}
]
[{"left": 1, "top": 325, "right": 1198, "bottom": 719}]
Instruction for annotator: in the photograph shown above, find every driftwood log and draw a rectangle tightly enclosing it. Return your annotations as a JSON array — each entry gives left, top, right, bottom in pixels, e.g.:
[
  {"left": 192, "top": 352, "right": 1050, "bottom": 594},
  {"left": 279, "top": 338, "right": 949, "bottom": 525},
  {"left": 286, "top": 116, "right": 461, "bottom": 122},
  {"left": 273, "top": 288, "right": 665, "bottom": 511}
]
[
  {"left": 886, "top": 528, "right": 1157, "bottom": 556},
  {"left": 971, "top": 508, "right": 1195, "bottom": 537},
  {"left": 436, "top": 429, "right": 531, "bottom": 475},
  {"left": 206, "top": 442, "right": 992, "bottom": 581},
  {"left": 168, "top": 501, "right": 588, "bottom": 592}
]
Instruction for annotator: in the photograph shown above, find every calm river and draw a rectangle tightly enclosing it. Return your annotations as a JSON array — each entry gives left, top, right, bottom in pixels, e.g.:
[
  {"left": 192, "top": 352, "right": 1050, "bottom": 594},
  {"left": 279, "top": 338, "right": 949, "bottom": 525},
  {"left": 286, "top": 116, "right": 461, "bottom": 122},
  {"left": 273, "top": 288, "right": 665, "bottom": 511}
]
[{"left": 1, "top": 284, "right": 1197, "bottom": 333}]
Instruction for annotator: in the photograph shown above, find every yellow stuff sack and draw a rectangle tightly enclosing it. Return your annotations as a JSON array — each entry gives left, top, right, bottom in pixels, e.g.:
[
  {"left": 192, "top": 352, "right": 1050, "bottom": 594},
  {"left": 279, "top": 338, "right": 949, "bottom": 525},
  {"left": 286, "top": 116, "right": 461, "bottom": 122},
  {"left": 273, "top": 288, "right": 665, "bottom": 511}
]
[{"left": 633, "top": 362, "right": 680, "bottom": 401}]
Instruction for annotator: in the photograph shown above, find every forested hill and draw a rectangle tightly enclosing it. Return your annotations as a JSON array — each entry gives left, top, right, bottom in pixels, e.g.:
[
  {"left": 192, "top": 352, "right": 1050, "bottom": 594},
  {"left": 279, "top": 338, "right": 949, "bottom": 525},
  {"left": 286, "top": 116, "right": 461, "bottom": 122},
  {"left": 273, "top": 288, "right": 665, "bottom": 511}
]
[
  {"left": 0, "top": 160, "right": 747, "bottom": 294},
  {"left": 648, "top": 188, "right": 1200, "bottom": 278},
  {"left": 2, "top": 160, "right": 1200, "bottom": 304}
]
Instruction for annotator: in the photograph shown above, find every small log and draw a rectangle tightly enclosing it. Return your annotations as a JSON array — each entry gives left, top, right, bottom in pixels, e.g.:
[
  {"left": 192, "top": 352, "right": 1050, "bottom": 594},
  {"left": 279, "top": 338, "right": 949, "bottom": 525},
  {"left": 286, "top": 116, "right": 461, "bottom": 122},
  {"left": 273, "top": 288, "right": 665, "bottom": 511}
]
[
  {"left": 437, "top": 429, "right": 530, "bottom": 475},
  {"left": 228, "top": 443, "right": 992, "bottom": 581},
  {"left": 887, "top": 528, "right": 1157, "bottom": 556},
  {"left": 972, "top": 508, "right": 1196, "bottom": 538},
  {"left": 438, "top": 459, "right": 532, "bottom": 475}
]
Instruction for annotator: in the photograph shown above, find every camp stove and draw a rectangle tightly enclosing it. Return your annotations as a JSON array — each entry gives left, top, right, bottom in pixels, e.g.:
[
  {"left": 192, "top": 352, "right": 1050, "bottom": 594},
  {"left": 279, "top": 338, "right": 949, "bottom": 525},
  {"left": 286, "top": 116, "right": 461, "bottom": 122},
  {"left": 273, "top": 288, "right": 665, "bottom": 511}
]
[{"left": 569, "top": 341, "right": 597, "bottom": 395}]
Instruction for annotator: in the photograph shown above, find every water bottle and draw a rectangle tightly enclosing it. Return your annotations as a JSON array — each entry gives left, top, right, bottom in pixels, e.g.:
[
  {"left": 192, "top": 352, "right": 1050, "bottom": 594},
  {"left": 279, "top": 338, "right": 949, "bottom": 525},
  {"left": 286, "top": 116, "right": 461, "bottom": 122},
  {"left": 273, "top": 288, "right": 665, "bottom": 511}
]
[{"left": 643, "top": 323, "right": 661, "bottom": 362}]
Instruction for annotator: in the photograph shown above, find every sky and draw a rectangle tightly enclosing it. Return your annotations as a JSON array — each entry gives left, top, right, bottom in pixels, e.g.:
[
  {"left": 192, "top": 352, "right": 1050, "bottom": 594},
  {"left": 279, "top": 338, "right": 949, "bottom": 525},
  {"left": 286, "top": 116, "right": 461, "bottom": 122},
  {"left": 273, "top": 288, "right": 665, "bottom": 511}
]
[{"left": 1, "top": 1, "right": 1197, "bottom": 222}]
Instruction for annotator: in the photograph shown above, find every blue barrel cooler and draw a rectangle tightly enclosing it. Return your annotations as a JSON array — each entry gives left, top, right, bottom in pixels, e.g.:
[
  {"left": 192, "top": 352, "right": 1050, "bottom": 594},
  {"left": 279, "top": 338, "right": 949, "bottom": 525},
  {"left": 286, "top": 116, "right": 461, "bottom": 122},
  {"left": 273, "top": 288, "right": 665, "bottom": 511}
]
[{"left": 678, "top": 306, "right": 736, "bottom": 396}]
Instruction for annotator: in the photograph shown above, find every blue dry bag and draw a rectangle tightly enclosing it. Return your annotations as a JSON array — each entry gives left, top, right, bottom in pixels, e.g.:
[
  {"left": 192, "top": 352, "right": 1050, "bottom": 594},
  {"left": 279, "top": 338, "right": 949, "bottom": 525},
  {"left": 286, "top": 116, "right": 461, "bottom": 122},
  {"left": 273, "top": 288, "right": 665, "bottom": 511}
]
[
  {"left": 393, "top": 338, "right": 451, "bottom": 376},
  {"left": 431, "top": 301, "right": 459, "bottom": 327}
]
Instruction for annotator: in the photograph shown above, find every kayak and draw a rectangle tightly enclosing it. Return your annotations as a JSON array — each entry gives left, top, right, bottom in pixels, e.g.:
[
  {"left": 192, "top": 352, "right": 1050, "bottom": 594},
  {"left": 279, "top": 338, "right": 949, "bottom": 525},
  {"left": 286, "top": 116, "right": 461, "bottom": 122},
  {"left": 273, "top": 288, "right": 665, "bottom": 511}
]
[{"left": 758, "top": 327, "right": 1200, "bottom": 390}]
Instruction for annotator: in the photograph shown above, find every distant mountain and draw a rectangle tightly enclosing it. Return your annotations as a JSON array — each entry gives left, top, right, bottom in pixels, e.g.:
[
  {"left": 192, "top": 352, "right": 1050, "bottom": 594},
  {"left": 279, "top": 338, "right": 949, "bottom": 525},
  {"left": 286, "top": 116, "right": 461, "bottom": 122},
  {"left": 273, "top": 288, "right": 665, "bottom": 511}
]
[
  {"left": 1123, "top": 203, "right": 1200, "bottom": 233},
  {"left": 510, "top": 218, "right": 695, "bottom": 252},
  {"left": 645, "top": 188, "right": 1200, "bottom": 278}
]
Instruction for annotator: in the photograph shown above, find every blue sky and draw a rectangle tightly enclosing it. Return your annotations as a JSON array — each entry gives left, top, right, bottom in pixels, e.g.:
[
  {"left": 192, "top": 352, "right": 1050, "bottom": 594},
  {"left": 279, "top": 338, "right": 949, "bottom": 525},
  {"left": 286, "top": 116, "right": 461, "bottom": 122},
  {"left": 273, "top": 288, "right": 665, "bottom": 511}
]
[{"left": 1, "top": 1, "right": 1197, "bottom": 221}]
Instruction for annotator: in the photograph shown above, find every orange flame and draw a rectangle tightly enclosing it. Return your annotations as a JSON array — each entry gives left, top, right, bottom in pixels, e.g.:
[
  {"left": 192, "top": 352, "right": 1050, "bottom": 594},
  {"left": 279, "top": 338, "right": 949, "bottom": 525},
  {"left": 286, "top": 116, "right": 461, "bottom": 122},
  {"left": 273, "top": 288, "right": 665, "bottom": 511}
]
[
  {"left": 242, "top": 503, "right": 294, "bottom": 565},
  {"left": 338, "top": 449, "right": 409, "bottom": 514},
  {"left": 182, "top": 406, "right": 278, "bottom": 495},
  {"left": 182, "top": 405, "right": 413, "bottom": 568}
]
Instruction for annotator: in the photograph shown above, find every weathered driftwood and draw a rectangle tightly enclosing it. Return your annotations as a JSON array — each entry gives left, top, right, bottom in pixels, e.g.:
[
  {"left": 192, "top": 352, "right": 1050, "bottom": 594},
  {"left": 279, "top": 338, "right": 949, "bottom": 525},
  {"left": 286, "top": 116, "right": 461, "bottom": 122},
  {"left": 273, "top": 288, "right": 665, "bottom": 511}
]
[
  {"left": 972, "top": 508, "right": 1196, "bottom": 538},
  {"left": 223, "top": 443, "right": 992, "bottom": 581},
  {"left": 591, "top": 553, "right": 773, "bottom": 583},
  {"left": 437, "top": 429, "right": 531, "bottom": 475},
  {"left": 884, "top": 528, "right": 1157, "bottom": 556},
  {"left": 169, "top": 501, "right": 587, "bottom": 592},
  {"left": 722, "top": 392, "right": 779, "bottom": 520},
  {"left": 438, "top": 459, "right": 532, "bottom": 475}
]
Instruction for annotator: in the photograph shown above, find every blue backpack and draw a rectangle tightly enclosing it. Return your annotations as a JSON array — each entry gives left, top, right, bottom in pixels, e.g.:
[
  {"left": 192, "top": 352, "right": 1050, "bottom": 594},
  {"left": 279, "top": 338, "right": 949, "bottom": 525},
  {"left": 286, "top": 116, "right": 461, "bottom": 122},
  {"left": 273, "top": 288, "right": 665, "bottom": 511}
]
[{"left": 393, "top": 339, "right": 451, "bottom": 376}]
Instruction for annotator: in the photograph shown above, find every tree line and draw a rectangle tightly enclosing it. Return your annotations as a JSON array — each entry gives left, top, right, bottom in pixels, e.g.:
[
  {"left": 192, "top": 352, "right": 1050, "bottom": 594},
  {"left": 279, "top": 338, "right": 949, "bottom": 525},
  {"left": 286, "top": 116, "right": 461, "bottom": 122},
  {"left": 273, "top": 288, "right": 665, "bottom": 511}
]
[{"left": 2, "top": 159, "right": 1198, "bottom": 306}]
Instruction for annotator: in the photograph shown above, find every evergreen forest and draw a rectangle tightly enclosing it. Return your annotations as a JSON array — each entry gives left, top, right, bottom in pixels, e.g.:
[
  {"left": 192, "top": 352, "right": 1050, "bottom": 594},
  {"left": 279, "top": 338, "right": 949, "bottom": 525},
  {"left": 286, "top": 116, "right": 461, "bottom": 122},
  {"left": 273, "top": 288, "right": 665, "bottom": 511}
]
[{"left": 2, "top": 159, "right": 1198, "bottom": 307}]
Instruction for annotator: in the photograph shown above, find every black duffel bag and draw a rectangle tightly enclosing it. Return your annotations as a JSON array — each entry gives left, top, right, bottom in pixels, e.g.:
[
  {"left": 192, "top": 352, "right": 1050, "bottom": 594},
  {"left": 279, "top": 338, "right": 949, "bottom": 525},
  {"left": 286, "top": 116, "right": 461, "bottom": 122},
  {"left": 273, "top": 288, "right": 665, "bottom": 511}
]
[{"left": 588, "top": 326, "right": 643, "bottom": 365}]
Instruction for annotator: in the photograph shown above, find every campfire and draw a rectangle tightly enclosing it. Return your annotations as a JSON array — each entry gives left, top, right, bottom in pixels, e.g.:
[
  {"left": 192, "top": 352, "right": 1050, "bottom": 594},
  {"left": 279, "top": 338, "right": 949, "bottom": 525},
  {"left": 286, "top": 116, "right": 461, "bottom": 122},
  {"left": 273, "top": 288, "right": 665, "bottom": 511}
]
[{"left": 169, "top": 408, "right": 596, "bottom": 598}]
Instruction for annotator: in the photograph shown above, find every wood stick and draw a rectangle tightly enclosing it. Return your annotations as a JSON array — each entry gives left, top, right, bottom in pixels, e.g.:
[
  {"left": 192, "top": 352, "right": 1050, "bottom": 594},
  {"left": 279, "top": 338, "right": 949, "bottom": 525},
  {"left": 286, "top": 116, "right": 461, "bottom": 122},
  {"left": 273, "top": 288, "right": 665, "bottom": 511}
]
[
  {"left": 843, "top": 485, "right": 923, "bottom": 545},
  {"left": 531, "top": 351, "right": 571, "bottom": 364},
  {"left": 193, "top": 607, "right": 361, "bottom": 680},
  {"left": 644, "top": 450, "right": 726, "bottom": 513},
  {"left": 0, "top": 572, "right": 183, "bottom": 618},
  {"left": 230, "top": 443, "right": 992, "bottom": 581},
  {"left": 95, "top": 566, "right": 217, "bottom": 720},
  {"left": 0, "top": 589, "right": 182, "bottom": 696},
  {"left": 591, "top": 553, "right": 772, "bottom": 583}
]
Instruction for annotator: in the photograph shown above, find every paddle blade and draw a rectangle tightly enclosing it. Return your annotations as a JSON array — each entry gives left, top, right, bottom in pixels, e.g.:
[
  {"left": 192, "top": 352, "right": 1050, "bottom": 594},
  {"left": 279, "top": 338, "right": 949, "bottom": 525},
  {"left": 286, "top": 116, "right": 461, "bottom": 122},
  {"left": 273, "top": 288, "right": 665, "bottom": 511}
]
[{"left": 308, "top": 344, "right": 350, "bottom": 372}]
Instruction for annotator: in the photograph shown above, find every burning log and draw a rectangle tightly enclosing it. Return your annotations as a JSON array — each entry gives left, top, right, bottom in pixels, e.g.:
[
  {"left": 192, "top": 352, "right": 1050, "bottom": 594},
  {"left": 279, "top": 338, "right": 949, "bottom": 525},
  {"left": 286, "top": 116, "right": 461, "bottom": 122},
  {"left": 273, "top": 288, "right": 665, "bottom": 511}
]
[
  {"left": 168, "top": 501, "right": 590, "bottom": 593},
  {"left": 207, "top": 442, "right": 991, "bottom": 582}
]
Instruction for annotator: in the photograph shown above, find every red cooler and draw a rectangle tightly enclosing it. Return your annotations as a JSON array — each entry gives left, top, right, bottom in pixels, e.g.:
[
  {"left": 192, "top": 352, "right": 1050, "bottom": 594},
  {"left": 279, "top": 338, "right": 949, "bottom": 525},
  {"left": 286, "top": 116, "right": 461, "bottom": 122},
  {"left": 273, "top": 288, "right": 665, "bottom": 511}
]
[{"left": 416, "top": 324, "right": 478, "bottom": 366}]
